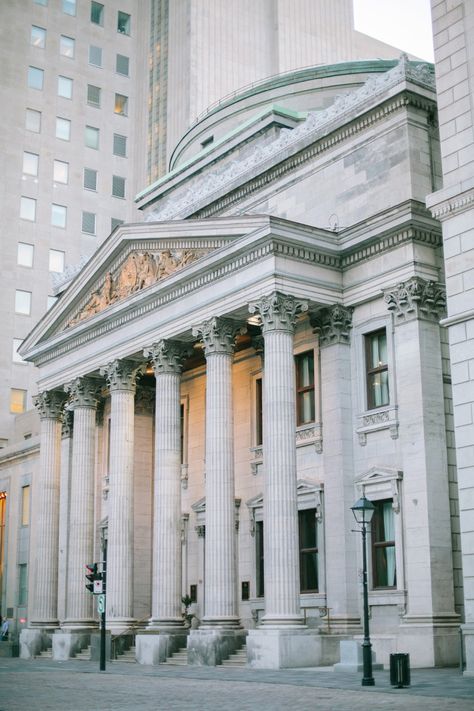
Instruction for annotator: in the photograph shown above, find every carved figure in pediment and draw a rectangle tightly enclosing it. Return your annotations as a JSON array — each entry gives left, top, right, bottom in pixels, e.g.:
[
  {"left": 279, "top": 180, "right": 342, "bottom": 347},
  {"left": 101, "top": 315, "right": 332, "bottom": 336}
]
[
  {"left": 156, "top": 250, "right": 177, "bottom": 279},
  {"left": 115, "top": 253, "right": 140, "bottom": 298},
  {"left": 136, "top": 251, "right": 158, "bottom": 290}
]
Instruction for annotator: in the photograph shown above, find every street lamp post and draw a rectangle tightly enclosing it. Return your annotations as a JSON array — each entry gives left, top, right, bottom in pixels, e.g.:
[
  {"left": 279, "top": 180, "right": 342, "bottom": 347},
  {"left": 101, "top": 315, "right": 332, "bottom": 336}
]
[{"left": 351, "top": 495, "right": 375, "bottom": 687}]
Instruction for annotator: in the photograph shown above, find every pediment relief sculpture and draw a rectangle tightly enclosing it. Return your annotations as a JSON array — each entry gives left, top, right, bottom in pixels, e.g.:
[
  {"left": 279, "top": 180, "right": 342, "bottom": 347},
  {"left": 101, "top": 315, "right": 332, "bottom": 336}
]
[{"left": 66, "top": 249, "right": 208, "bottom": 328}]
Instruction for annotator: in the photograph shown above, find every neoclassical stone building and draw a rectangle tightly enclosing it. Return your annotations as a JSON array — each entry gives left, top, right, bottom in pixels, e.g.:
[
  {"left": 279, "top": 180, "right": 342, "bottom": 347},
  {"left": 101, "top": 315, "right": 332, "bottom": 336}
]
[{"left": 6, "top": 56, "right": 462, "bottom": 668}]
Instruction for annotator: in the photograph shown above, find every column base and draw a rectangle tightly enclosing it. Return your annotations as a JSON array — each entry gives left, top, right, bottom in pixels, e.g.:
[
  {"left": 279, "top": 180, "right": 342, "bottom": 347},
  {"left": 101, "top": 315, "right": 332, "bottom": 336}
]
[
  {"left": 187, "top": 628, "right": 246, "bottom": 666},
  {"left": 461, "top": 623, "right": 474, "bottom": 676},
  {"left": 136, "top": 630, "right": 189, "bottom": 665},
  {"left": 20, "top": 628, "right": 53, "bottom": 659},
  {"left": 398, "top": 615, "right": 460, "bottom": 667},
  {"left": 333, "top": 640, "right": 383, "bottom": 673},
  {"left": 52, "top": 630, "right": 92, "bottom": 660},
  {"left": 246, "top": 628, "right": 321, "bottom": 669},
  {"left": 106, "top": 617, "right": 137, "bottom": 635}
]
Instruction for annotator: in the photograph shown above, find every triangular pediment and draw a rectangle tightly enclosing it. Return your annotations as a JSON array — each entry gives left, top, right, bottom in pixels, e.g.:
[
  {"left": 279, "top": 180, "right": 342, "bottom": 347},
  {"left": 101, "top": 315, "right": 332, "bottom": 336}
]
[{"left": 355, "top": 467, "right": 403, "bottom": 485}]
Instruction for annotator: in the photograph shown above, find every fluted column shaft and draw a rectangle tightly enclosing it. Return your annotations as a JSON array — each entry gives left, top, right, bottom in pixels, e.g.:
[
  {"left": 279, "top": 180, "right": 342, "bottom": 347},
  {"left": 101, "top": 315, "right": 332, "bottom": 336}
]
[
  {"left": 193, "top": 317, "right": 240, "bottom": 627},
  {"left": 249, "top": 292, "right": 308, "bottom": 626},
  {"left": 63, "top": 378, "right": 98, "bottom": 627},
  {"left": 100, "top": 360, "right": 142, "bottom": 628},
  {"left": 145, "top": 341, "right": 188, "bottom": 628},
  {"left": 30, "top": 391, "right": 67, "bottom": 627}
]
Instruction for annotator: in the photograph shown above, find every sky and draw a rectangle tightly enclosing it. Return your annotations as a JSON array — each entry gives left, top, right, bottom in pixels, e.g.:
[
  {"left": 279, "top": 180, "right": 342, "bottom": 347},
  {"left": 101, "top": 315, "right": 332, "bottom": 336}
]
[{"left": 353, "top": 0, "right": 434, "bottom": 62}]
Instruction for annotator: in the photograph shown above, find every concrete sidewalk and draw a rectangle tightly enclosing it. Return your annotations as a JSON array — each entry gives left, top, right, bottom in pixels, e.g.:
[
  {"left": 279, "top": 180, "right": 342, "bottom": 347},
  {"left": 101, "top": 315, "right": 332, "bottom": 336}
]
[{"left": 0, "top": 658, "right": 472, "bottom": 710}]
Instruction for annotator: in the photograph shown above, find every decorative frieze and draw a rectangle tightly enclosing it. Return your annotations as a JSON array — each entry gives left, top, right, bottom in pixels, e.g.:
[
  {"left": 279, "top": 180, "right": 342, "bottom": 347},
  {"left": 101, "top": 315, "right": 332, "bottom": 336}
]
[
  {"left": 144, "top": 339, "right": 191, "bottom": 373},
  {"left": 311, "top": 304, "right": 353, "bottom": 347},
  {"left": 296, "top": 423, "right": 323, "bottom": 454},
  {"left": 249, "top": 292, "right": 308, "bottom": 333},
  {"left": 384, "top": 277, "right": 446, "bottom": 323},
  {"left": 100, "top": 359, "right": 144, "bottom": 392},
  {"left": 34, "top": 390, "right": 67, "bottom": 420},
  {"left": 64, "top": 376, "right": 99, "bottom": 409},
  {"left": 356, "top": 406, "right": 399, "bottom": 446},
  {"left": 192, "top": 316, "right": 244, "bottom": 355}
]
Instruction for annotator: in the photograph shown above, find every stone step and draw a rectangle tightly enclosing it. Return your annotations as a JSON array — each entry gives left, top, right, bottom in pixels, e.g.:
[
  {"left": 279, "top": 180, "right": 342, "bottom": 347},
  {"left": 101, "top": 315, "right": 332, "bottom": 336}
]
[
  {"left": 220, "top": 646, "right": 247, "bottom": 668},
  {"left": 38, "top": 648, "right": 53, "bottom": 659},
  {"left": 115, "top": 645, "right": 136, "bottom": 663},
  {"left": 75, "top": 645, "right": 91, "bottom": 660},
  {"left": 162, "top": 647, "right": 188, "bottom": 665}
]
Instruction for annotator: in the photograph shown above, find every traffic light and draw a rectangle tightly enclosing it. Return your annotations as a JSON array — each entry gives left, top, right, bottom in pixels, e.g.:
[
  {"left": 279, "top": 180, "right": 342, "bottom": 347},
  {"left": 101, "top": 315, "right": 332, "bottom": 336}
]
[{"left": 85, "top": 563, "right": 99, "bottom": 593}]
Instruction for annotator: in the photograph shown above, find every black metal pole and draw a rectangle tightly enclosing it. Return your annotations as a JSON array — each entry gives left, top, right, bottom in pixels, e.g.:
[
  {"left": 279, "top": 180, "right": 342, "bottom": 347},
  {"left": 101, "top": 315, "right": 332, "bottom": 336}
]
[
  {"left": 361, "top": 522, "right": 374, "bottom": 686},
  {"left": 100, "top": 552, "right": 106, "bottom": 672}
]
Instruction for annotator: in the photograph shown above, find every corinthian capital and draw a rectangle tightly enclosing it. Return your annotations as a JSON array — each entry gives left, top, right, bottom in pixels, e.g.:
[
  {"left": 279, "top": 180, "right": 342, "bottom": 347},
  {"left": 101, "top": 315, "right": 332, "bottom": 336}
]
[
  {"left": 144, "top": 340, "right": 191, "bottom": 374},
  {"left": 192, "top": 316, "right": 244, "bottom": 356},
  {"left": 248, "top": 292, "right": 308, "bottom": 333},
  {"left": 64, "top": 376, "right": 100, "bottom": 409},
  {"left": 34, "top": 390, "right": 68, "bottom": 420},
  {"left": 384, "top": 277, "right": 446, "bottom": 323},
  {"left": 310, "top": 304, "right": 353, "bottom": 347},
  {"left": 100, "top": 359, "right": 144, "bottom": 392}
]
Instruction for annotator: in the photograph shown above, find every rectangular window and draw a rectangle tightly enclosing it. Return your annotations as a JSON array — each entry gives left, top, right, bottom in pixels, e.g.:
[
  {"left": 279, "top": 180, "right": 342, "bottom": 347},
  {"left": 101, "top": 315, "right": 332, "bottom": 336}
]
[
  {"left": 62, "top": 0, "right": 76, "bottom": 15},
  {"left": 255, "top": 520, "right": 264, "bottom": 598},
  {"left": 82, "top": 211, "right": 96, "bottom": 234},
  {"left": 59, "top": 35, "right": 75, "bottom": 58},
  {"left": 87, "top": 84, "right": 101, "bottom": 108},
  {"left": 85, "top": 125, "right": 99, "bottom": 149},
  {"left": 295, "top": 351, "right": 315, "bottom": 425},
  {"left": 20, "top": 197, "right": 36, "bottom": 222},
  {"left": 112, "top": 175, "right": 125, "bottom": 198},
  {"left": 372, "top": 499, "right": 396, "bottom": 588},
  {"left": 53, "top": 159, "right": 69, "bottom": 184},
  {"left": 31, "top": 26, "right": 46, "bottom": 48},
  {"left": 117, "top": 11, "right": 131, "bottom": 34},
  {"left": 56, "top": 117, "right": 71, "bottom": 141},
  {"left": 111, "top": 218, "right": 124, "bottom": 231},
  {"left": 83, "top": 168, "right": 97, "bottom": 191},
  {"left": 365, "top": 329, "right": 389, "bottom": 409},
  {"left": 34, "top": 0, "right": 48, "bottom": 5},
  {"left": 17, "top": 243, "right": 34, "bottom": 267},
  {"left": 114, "top": 93, "right": 128, "bottom": 116},
  {"left": 49, "top": 249, "right": 65, "bottom": 273},
  {"left": 22, "top": 152, "right": 39, "bottom": 176},
  {"left": 28, "top": 66, "right": 44, "bottom": 90},
  {"left": 51, "top": 203, "right": 67, "bottom": 228},
  {"left": 113, "top": 133, "right": 127, "bottom": 157},
  {"left": 116, "top": 54, "right": 129, "bottom": 76},
  {"left": 18, "top": 564, "right": 28, "bottom": 606},
  {"left": 89, "top": 45, "right": 102, "bottom": 67},
  {"left": 299, "top": 509, "right": 318, "bottom": 593},
  {"left": 21, "top": 486, "right": 30, "bottom": 526},
  {"left": 255, "top": 377, "right": 263, "bottom": 446},
  {"left": 12, "top": 339, "right": 25, "bottom": 364},
  {"left": 10, "top": 389, "right": 27, "bottom": 414},
  {"left": 58, "top": 75, "right": 73, "bottom": 98},
  {"left": 25, "top": 108, "right": 41, "bottom": 133},
  {"left": 15, "top": 290, "right": 32, "bottom": 315},
  {"left": 91, "top": 2, "right": 104, "bottom": 25}
]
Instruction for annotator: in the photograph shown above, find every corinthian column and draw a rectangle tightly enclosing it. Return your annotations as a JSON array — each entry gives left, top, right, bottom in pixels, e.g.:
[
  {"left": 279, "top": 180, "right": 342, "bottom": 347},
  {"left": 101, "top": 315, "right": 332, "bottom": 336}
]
[
  {"left": 144, "top": 340, "right": 190, "bottom": 629},
  {"left": 192, "top": 317, "right": 241, "bottom": 628},
  {"left": 248, "top": 292, "right": 307, "bottom": 626},
  {"left": 29, "top": 390, "right": 67, "bottom": 628},
  {"left": 62, "top": 377, "right": 98, "bottom": 629},
  {"left": 100, "top": 359, "right": 142, "bottom": 631}
]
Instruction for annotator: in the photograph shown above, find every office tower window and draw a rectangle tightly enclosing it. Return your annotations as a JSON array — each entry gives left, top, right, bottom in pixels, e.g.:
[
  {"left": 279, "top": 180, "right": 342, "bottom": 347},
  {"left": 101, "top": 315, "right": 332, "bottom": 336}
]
[
  {"left": 113, "top": 133, "right": 127, "bottom": 157},
  {"left": 47, "top": 295, "right": 58, "bottom": 309},
  {"left": 82, "top": 211, "right": 96, "bottom": 234},
  {"left": 114, "top": 94, "right": 128, "bottom": 116},
  {"left": 49, "top": 249, "right": 65, "bottom": 273},
  {"left": 34, "top": 0, "right": 48, "bottom": 5},
  {"left": 21, "top": 486, "right": 31, "bottom": 526},
  {"left": 84, "top": 168, "right": 97, "bottom": 191},
  {"left": 31, "top": 26, "right": 46, "bottom": 48},
  {"left": 25, "top": 108, "right": 41, "bottom": 133},
  {"left": 12, "top": 339, "right": 25, "bottom": 364},
  {"left": 91, "top": 2, "right": 104, "bottom": 25},
  {"left": 58, "top": 75, "right": 73, "bottom": 99},
  {"left": 111, "top": 218, "right": 124, "bottom": 231},
  {"left": 365, "top": 329, "right": 389, "bottom": 409},
  {"left": 10, "top": 389, "right": 27, "bottom": 414},
  {"left": 20, "top": 197, "right": 36, "bottom": 222},
  {"left": 62, "top": 0, "right": 76, "bottom": 15},
  {"left": 22, "top": 152, "right": 39, "bottom": 177},
  {"left": 116, "top": 54, "right": 129, "bottom": 76},
  {"left": 89, "top": 45, "right": 102, "bottom": 67},
  {"left": 15, "top": 290, "right": 32, "bottom": 316},
  {"left": 56, "top": 116, "right": 71, "bottom": 141},
  {"left": 60, "top": 35, "right": 75, "bottom": 58},
  {"left": 51, "top": 203, "right": 67, "bottom": 228},
  {"left": 53, "top": 159, "right": 69, "bottom": 184},
  {"left": 112, "top": 175, "right": 125, "bottom": 198},
  {"left": 17, "top": 243, "right": 34, "bottom": 267},
  {"left": 28, "top": 66, "right": 44, "bottom": 90},
  {"left": 117, "top": 11, "right": 131, "bottom": 35},
  {"left": 87, "top": 84, "right": 101, "bottom": 108},
  {"left": 85, "top": 125, "right": 99, "bottom": 149}
]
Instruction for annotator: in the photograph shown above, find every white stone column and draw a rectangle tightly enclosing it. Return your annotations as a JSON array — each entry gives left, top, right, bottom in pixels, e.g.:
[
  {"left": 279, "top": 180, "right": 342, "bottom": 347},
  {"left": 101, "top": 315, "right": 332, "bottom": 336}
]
[
  {"left": 313, "top": 305, "right": 360, "bottom": 633},
  {"left": 58, "top": 412, "right": 73, "bottom": 624},
  {"left": 29, "top": 390, "right": 67, "bottom": 628},
  {"left": 145, "top": 340, "right": 189, "bottom": 628},
  {"left": 384, "top": 277, "right": 459, "bottom": 665},
  {"left": 249, "top": 292, "right": 307, "bottom": 627},
  {"left": 62, "top": 377, "right": 99, "bottom": 630},
  {"left": 100, "top": 359, "right": 142, "bottom": 631},
  {"left": 192, "top": 317, "right": 240, "bottom": 627}
]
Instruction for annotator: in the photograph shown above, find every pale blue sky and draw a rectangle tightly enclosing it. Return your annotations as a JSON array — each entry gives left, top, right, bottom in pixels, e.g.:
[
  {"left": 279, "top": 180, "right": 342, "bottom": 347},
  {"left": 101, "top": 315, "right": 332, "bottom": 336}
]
[{"left": 353, "top": 0, "right": 434, "bottom": 62}]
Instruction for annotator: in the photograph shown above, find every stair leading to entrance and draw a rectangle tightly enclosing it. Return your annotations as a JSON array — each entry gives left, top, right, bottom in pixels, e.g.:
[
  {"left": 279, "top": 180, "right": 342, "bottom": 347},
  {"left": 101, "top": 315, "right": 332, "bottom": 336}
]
[
  {"left": 162, "top": 647, "right": 188, "bottom": 666},
  {"left": 114, "top": 644, "right": 136, "bottom": 663},
  {"left": 220, "top": 645, "right": 247, "bottom": 668},
  {"left": 75, "top": 645, "right": 91, "bottom": 660}
]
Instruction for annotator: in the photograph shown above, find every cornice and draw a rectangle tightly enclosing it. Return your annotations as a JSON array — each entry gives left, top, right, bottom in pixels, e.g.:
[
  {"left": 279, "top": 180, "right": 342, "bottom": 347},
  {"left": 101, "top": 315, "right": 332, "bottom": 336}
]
[{"left": 427, "top": 186, "right": 474, "bottom": 221}]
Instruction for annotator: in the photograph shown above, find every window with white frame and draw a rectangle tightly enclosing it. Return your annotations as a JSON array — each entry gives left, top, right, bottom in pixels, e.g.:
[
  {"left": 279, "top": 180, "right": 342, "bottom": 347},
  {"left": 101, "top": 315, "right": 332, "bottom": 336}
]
[
  {"left": 49, "top": 249, "right": 65, "bottom": 273},
  {"left": 15, "top": 290, "right": 32, "bottom": 315},
  {"left": 114, "top": 93, "right": 128, "bottom": 116},
  {"left": 56, "top": 116, "right": 71, "bottom": 141},
  {"left": 31, "top": 26, "right": 46, "bottom": 48},
  {"left": 89, "top": 45, "right": 102, "bottom": 67},
  {"left": 28, "top": 66, "right": 44, "bottom": 90},
  {"left": 22, "top": 152, "right": 39, "bottom": 176},
  {"left": 62, "top": 0, "right": 76, "bottom": 15},
  {"left": 113, "top": 133, "right": 127, "bottom": 157},
  {"left": 84, "top": 167, "right": 97, "bottom": 191},
  {"left": 82, "top": 211, "right": 96, "bottom": 234},
  {"left": 87, "top": 84, "right": 101, "bottom": 108},
  {"left": 51, "top": 203, "right": 67, "bottom": 228},
  {"left": 53, "top": 159, "right": 69, "bottom": 184},
  {"left": 112, "top": 175, "right": 125, "bottom": 198},
  {"left": 17, "top": 243, "right": 34, "bottom": 267},
  {"left": 59, "top": 35, "right": 75, "bottom": 58},
  {"left": 58, "top": 75, "right": 73, "bottom": 99},
  {"left": 25, "top": 108, "right": 41, "bottom": 132},
  {"left": 85, "top": 125, "right": 99, "bottom": 149},
  {"left": 116, "top": 54, "right": 129, "bottom": 76},
  {"left": 20, "top": 197, "right": 36, "bottom": 221}
]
